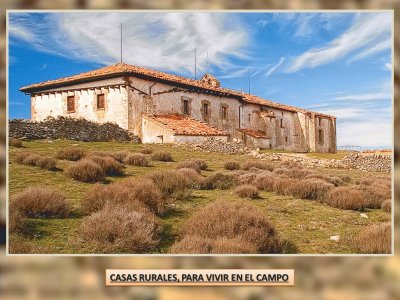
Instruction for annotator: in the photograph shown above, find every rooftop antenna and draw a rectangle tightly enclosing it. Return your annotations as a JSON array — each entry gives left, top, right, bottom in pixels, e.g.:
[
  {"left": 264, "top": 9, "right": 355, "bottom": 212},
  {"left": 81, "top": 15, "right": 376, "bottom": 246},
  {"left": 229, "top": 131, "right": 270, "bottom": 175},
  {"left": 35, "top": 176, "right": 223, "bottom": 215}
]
[
  {"left": 248, "top": 67, "right": 251, "bottom": 94},
  {"left": 206, "top": 51, "right": 209, "bottom": 73},
  {"left": 194, "top": 47, "right": 197, "bottom": 80},
  {"left": 120, "top": 21, "right": 123, "bottom": 63}
]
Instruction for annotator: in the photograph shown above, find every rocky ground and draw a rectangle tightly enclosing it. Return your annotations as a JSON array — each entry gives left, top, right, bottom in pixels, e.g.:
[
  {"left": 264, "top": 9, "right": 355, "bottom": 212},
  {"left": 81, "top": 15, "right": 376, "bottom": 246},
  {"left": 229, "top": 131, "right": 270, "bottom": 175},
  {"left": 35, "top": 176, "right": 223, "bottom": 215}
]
[{"left": 180, "top": 137, "right": 391, "bottom": 172}]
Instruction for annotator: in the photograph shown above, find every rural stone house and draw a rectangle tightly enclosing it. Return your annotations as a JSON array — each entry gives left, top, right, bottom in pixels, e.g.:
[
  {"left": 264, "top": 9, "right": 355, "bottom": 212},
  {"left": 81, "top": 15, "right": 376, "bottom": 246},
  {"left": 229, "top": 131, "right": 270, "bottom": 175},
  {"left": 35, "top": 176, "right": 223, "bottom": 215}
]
[{"left": 20, "top": 62, "right": 337, "bottom": 153}]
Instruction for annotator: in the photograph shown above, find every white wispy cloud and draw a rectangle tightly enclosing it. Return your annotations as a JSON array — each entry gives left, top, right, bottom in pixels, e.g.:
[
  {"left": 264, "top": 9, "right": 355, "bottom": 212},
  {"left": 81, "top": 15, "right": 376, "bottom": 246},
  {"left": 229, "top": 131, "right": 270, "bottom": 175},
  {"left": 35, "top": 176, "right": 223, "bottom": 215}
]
[
  {"left": 9, "top": 12, "right": 249, "bottom": 75},
  {"left": 385, "top": 62, "right": 392, "bottom": 71},
  {"left": 218, "top": 68, "right": 249, "bottom": 79},
  {"left": 286, "top": 13, "right": 392, "bottom": 73},
  {"left": 265, "top": 57, "right": 285, "bottom": 77}
]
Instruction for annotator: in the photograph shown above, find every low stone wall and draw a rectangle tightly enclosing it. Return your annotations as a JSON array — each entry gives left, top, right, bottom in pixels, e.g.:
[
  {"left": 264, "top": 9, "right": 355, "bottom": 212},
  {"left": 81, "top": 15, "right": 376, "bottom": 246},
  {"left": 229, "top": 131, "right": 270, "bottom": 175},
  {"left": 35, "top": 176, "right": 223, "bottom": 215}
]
[
  {"left": 9, "top": 117, "right": 131, "bottom": 142},
  {"left": 342, "top": 152, "right": 391, "bottom": 172}
]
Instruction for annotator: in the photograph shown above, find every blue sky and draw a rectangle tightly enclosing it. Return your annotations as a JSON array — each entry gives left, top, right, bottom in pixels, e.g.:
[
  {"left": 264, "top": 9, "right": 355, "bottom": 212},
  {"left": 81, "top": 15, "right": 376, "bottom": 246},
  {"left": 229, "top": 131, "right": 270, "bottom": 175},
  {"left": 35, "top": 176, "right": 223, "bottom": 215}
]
[{"left": 8, "top": 12, "right": 392, "bottom": 147}]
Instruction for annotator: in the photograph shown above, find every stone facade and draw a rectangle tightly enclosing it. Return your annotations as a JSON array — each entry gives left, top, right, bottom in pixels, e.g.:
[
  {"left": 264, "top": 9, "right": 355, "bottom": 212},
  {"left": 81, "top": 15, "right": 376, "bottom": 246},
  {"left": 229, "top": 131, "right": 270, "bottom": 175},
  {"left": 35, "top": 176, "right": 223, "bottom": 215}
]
[{"left": 22, "top": 64, "right": 337, "bottom": 153}]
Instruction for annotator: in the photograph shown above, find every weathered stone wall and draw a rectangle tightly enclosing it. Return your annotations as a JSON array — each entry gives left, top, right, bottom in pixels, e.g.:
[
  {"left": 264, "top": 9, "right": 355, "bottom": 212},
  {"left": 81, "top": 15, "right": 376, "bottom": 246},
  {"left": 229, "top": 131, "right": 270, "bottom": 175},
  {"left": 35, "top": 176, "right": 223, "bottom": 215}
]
[
  {"left": 9, "top": 117, "right": 131, "bottom": 142},
  {"left": 31, "top": 78, "right": 129, "bottom": 130}
]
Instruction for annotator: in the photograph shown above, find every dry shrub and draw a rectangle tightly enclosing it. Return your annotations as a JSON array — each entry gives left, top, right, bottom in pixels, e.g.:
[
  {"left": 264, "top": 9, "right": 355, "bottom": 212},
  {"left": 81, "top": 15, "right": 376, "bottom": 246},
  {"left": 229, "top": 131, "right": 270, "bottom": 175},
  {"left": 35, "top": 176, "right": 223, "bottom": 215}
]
[
  {"left": 88, "top": 155, "right": 124, "bottom": 175},
  {"left": 111, "top": 151, "right": 130, "bottom": 163},
  {"left": 324, "top": 186, "right": 365, "bottom": 211},
  {"left": 56, "top": 147, "right": 85, "bottom": 161},
  {"left": 254, "top": 172, "right": 275, "bottom": 191},
  {"left": 176, "top": 159, "right": 208, "bottom": 172},
  {"left": 89, "top": 151, "right": 112, "bottom": 157},
  {"left": 352, "top": 223, "right": 391, "bottom": 254},
  {"left": 9, "top": 209, "right": 26, "bottom": 233},
  {"left": 176, "top": 168, "right": 205, "bottom": 188},
  {"left": 381, "top": 199, "right": 391, "bottom": 213},
  {"left": 171, "top": 235, "right": 258, "bottom": 254},
  {"left": 36, "top": 156, "right": 57, "bottom": 171},
  {"left": 15, "top": 151, "right": 33, "bottom": 164},
  {"left": 181, "top": 200, "right": 282, "bottom": 253},
  {"left": 224, "top": 161, "right": 240, "bottom": 170},
  {"left": 274, "top": 167, "right": 312, "bottom": 179},
  {"left": 10, "top": 186, "right": 70, "bottom": 218},
  {"left": 147, "top": 170, "right": 192, "bottom": 200},
  {"left": 243, "top": 161, "right": 273, "bottom": 171},
  {"left": 139, "top": 148, "right": 153, "bottom": 154},
  {"left": 123, "top": 153, "right": 150, "bottom": 167},
  {"left": 22, "top": 153, "right": 42, "bottom": 166},
  {"left": 341, "top": 175, "right": 352, "bottom": 183},
  {"left": 273, "top": 177, "right": 297, "bottom": 195},
  {"left": 285, "top": 179, "right": 334, "bottom": 200},
  {"left": 358, "top": 177, "right": 391, "bottom": 208},
  {"left": 201, "top": 172, "right": 236, "bottom": 190},
  {"left": 235, "top": 184, "right": 259, "bottom": 199},
  {"left": 65, "top": 159, "right": 105, "bottom": 183},
  {"left": 82, "top": 179, "right": 164, "bottom": 215},
  {"left": 80, "top": 204, "right": 162, "bottom": 253},
  {"left": 151, "top": 151, "right": 173, "bottom": 162},
  {"left": 304, "top": 173, "right": 344, "bottom": 187},
  {"left": 10, "top": 138, "right": 23, "bottom": 147},
  {"left": 235, "top": 171, "right": 260, "bottom": 185}
]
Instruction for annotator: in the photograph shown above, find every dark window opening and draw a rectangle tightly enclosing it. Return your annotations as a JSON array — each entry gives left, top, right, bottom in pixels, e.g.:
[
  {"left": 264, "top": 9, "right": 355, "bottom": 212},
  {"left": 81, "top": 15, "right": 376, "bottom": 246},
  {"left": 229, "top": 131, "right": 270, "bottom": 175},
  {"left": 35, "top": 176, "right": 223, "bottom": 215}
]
[
  {"left": 318, "top": 129, "right": 324, "bottom": 145},
  {"left": 318, "top": 117, "right": 322, "bottom": 126},
  {"left": 183, "top": 100, "right": 189, "bottom": 115},
  {"left": 221, "top": 106, "right": 228, "bottom": 119},
  {"left": 67, "top": 96, "right": 75, "bottom": 112},
  {"left": 203, "top": 103, "right": 209, "bottom": 116},
  {"left": 97, "top": 94, "right": 105, "bottom": 110},
  {"left": 280, "top": 119, "right": 284, "bottom": 128},
  {"left": 285, "top": 136, "right": 288, "bottom": 143}
]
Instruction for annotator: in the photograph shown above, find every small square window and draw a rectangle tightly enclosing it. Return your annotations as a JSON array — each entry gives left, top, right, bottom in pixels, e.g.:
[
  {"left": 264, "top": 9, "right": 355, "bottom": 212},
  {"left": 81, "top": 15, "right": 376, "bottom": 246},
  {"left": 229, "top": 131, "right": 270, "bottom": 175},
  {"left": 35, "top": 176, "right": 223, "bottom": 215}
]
[
  {"left": 67, "top": 96, "right": 75, "bottom": 112},
  {"left": 203, "top": 103, "right": 209, "bottom": 116},
  {"left": 97, "top": 94, "right": 105, "bottom": 110},
  {"left": 183, "top": 100, "right": 189, "bottom": 114}
]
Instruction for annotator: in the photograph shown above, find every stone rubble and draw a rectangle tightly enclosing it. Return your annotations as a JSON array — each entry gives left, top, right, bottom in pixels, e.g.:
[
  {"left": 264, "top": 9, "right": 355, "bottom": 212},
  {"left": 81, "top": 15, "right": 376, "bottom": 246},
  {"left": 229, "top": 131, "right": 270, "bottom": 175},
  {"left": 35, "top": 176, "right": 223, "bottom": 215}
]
[
  {"left": 9, "top": 117, "right": 132, "bottom": 142},
  {"left": 178, "top": 137, "right": 391, "bottom": 172}
]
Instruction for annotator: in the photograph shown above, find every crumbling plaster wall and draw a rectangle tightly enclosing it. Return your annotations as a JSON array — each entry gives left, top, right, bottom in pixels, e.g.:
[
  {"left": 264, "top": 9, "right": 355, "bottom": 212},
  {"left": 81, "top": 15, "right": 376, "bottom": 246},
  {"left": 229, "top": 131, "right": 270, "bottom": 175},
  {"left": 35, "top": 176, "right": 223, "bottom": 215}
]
[{"left": 30, "top": 78, "right": 129, "bottom": 130}]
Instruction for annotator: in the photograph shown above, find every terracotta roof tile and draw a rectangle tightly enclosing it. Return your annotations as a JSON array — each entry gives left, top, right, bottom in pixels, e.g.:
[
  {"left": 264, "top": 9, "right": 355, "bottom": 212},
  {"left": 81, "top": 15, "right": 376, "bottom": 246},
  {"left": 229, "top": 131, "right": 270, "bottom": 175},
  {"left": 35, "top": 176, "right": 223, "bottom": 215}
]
[
  {"left": 144, "top": 114, "right": 228, "bottom": 136},
  {"left": 237, "top": 128, "right": 270, "bottom": 139},
  {"left": 20, "top": 62, "right": 336, "bottom": 119}
]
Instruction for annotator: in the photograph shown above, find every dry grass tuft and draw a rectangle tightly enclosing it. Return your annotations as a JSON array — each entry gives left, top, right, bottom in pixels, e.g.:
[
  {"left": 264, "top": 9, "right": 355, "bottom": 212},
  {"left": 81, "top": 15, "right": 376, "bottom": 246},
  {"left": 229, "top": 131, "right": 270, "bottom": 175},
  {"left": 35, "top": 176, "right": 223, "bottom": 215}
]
[
  {"left": 284, "top": 179, "right": 334, "bottom": 200},
  {"left": 274, "top": 167, "right": 312, "bottom": 179},
  {"left": 176, "top": 159, "right": 208, "bottom": 172},
  {"left": 56, "top": 147, "right": 86, "bottom": 161},
  {"left": 36, "top": 156, "right": 57, "bottom": 171},
  {"left": 358, "top": 177, "right": 391, "bottom": 208},
  {"left": 10, "top": 186, "right": 70, "bottom": 218},
  {"left": 254, "top": 172, "right": 275, "bottom": 191},
  {"left": 22, "top": 153, "right": 42, "bottom": 166},
  {"left": 110, "top": 151, "right": 130, "bottom": 163},
  {"left": 10, "top": 138, "right": 23, "bottom": 147},
  {"left": 178, "top": 200, "right": 282, "bottom": 253},
  {"left": 273, "top": 177, "right": 297, "bottom": 195},
  {"left": 82, "top": 179, "right": 165, "bottom": 215},
  {"left": 123, "top": 153, "right": 150, "bottom": 167},
  {"left": 139, "top": 148, "right": 153, "bottom": 154},
  {"left": 201, "top": 172, "right": 237, "bottom": 190},
  {"left": 176, "top": 168, "right": 205, "bottom": 188},
  {"left": 9, "top": 209, "right": 26, "bottom": 233},
  {"left": 324, "top": 186, "right": 365, "bottom": 211},
  {"left": 243, "top": 161, "right": 273, "bottom": 171},
  {"left": 352, "top": 223, "right": 391, "bottom": 254},
  {"left": 235, "top": 184, "right": 260, "bottom": 199},
  {"left": 224, "top": 161, "right": 240, "bottom": 170},
  {"left": 80, "top": 204, "right": 162, "bottom": 253},
  {"left": 65, "top": 159, "right": 105, "bottom": 183},
  {"left": 15, "top": 151, "right": 34, "bottom": 164},
  {"left": 151, "top": 151, "right": 173, "bottom": 162},
  {"left": 88, "top": 155, "right": 124, "bottom": 176},
  {"left": 381, "top": 199, "right": 391, "bottom": 213},
  {"left": 147, "top": 170, "right": 192, "bottom": 200}
]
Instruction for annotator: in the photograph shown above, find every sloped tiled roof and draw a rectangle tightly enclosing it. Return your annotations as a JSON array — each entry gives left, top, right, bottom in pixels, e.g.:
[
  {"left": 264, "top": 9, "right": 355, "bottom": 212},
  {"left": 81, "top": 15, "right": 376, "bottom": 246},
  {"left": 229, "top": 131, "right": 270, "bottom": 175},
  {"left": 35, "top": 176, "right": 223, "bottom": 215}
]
[
  {"left": 237, "top": 128, "right": 270, "bottom": 139},
  {"left": 143, "top": 114, "right": 228, "bottom": 136},
  {"left": 20, "top": 62, "right": 335, "bottom": 119}
]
